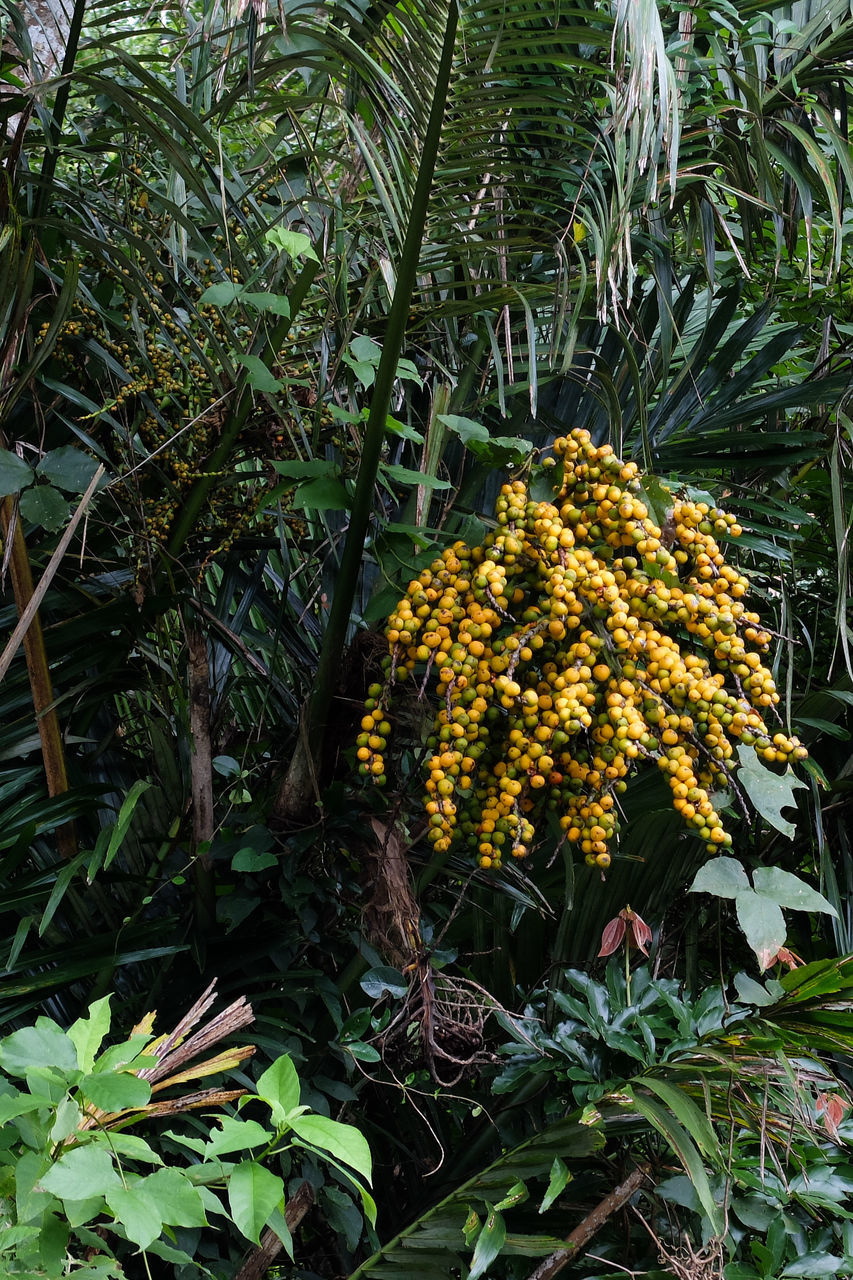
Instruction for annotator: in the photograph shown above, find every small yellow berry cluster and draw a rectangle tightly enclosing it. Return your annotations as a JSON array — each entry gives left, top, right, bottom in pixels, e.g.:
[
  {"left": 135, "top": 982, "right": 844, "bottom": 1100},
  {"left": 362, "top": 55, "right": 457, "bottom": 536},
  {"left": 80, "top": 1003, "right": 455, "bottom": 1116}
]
[{"left": 361, "top": 428, "right": 806, "bottom": 871}]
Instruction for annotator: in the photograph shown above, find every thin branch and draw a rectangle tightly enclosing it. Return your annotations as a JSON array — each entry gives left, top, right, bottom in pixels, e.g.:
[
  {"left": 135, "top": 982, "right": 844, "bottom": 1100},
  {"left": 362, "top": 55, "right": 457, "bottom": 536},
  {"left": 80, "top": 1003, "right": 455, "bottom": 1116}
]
[
  {"left": 524, "top": 1165, "right": 650, "bottom": 1280},
  {"left": 0, "top": 463, "right": 105, "bottom": 683}
]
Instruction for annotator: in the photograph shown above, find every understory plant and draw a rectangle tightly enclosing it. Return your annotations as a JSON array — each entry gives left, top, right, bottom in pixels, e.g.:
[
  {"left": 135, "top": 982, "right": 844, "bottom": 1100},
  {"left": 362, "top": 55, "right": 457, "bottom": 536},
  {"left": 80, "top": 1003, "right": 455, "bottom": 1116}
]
[
  {"left": 346, "top": 952, "right": 853, "bottom": 1279},
  {"left": 1, "top": 0, "right": 853, "bottom": 1277},
  {"left": 0, "top": 984, "right": 373, "bottom": 1277}
]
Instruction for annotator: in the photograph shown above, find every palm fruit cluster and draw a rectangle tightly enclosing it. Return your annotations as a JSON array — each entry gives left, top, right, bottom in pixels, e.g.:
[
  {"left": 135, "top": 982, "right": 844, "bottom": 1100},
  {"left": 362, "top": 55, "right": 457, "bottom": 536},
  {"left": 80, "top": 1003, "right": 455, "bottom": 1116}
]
[
  {"left": 35, "top": 148, "right": 340, "bottom": 574},
  {"left": 357, "top": 429, "right": 806, "bottom": 872},
  {"left": 40, "top": 273, "right": 333, "bottom": 571}
]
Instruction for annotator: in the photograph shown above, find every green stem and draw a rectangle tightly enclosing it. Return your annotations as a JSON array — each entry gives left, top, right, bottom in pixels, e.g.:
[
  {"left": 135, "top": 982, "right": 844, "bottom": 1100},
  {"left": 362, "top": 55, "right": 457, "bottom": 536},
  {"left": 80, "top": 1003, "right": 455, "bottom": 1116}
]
[
  {"left": 35, "top": 0, "right": 89, "bottom": 218},
  {"left": 277, "top": 0, "right": 459, "bottom": 816}
]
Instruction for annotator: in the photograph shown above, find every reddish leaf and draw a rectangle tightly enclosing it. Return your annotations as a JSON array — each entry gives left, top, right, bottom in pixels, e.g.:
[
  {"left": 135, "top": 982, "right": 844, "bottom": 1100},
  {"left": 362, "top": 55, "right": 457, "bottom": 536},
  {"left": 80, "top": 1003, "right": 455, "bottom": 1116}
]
[
  {"left": 816, "top": 1092, "right": 850, "bottom": 1139},
  {"left": 598, "top": 917, "right": 626, "bottom": 957},
  {"left": 625, "top": 909, "right": 652, "bottom": 956}
]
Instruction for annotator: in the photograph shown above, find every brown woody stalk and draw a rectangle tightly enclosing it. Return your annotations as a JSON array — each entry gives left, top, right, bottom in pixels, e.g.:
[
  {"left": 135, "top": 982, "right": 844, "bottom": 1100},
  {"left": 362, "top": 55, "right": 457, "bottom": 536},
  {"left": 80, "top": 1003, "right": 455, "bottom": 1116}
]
[
  {"left": 0, "top": 467, "right": 103, "bottom": 855},
  {"left": 234, "top": 1181, "right": 315, "bottom": 1280},
  {"left": 525, "top": 1165, "right": 649, "bottom": 1280}
]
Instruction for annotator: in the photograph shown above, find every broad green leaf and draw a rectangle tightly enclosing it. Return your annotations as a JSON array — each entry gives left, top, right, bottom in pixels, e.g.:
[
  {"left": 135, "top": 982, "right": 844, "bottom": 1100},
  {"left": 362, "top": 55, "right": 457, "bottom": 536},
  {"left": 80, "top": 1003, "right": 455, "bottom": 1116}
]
[
  {"left": 689, "top": 857, "right": 750, "bottom": 899},
  {"left": 322, "top": 1183, "right": 363, "bottom": 1250},
  {"left": 211, "top": 755, "right": 241, "bottom": 777},
  {"left": 271, "top": 459, "right": 337, "bottom": 480},
  {"left": 290, "top": 1114, "right": 372, "bottom": 1184},
  {"left": 232, "top": 846, "right": 278, "bottom": 872},
  {"left": 142, "top": 1168, "right": 207, "bottom": 1227},
  {"left": 15, "top": 1150, "right": 53, "bottom": 1226},
  {"left": 39, "top": 1144, "right": 121, "bottom": 1200},
  {"left": 163, "top": 1128, "right": 207, "bottom": 1155},
  {"left": 752, "top": 867, "right": 837, "bottom": 917},
  {"left": 51, "top": 1097, "right": 83, "bottom": 1143},
  {"left": 255, "top": 1055, "right": 300, "bottom": 1125},
  {"left": 199, "top": 281, "right": 244, "bottom": 305},
  {"left": 80, "top": 1070, "right": 152, "bottom": 1112},
  {"left": 438, "top": 413, "right": 489, "bottom": 444},
  {"left": 538, "top": 1158, "right": 571, "bottom": 1214},
  {"left": 103, "top": 781, "right": 153, "bottom": 871},
  {"left": 656, "top": 1173, "right": 700, "bottom": 1215},
  {"left": 469, "top": 1207, "right": 506, "bottom": 1280},
  {"left": 0, "top": 1091, "right": 54, "bottom": 1124},
  {"left": 36, "top": 446, "right": 101, "bottom": 494},
  {"left": 0, "top": 1224, "right": 40, "bottom": 1251},
  {"left": 342, "top": 355, "right": 377, "bottom": 388},
  {"left": 340, "top": 337, "right": 380, "bottom": 386},
  {"left": 734, "top": 972, "right": 776, "bottom": 1007},
  {"left": 342, "top": 1041, "right": 381, "bottom": 1062},
  {"left": 235, "top": 354, "right": 283, "bottom": 393},
  {"left": 328, "top": 404, "right": 365, "bottom": 424},
  {"left": 781, "top": 1256, "right": 846, "bottom": 1278},
  {"left": 59, "top": 1194, "right": 104, "bottom": 1228},
  {"left": 340, "top": 1008, "right": 371, "bottom": 1040},
  {"left": 105, "top": 1134, "right": 162, "bottom": 1164},
  {"left": 1, "top": 1019, "right": 79, "bottom": 1076},
  {"left": 94, "top": 1033, "right": 155, "bottom": 1074},
  {"left": 385, "top": 414, "right": 424, "bottom": 442},
  {"left": 264, "top": 228, "right": 320, "bottom": 262},
  {"left": 380, "top": 463, "right": 451, "bottom": 490},
  {"left": 0, "top": 448, "right": 34, "bottom": 495},
  {"left": 241, "top": 291, "right": 290, "bottom": 316},
  {"left": 105, "top": 1183, "right": 163, "bottom": 1249},
  {"left": 737, "top": 746, "right": 808, "bottom": 838},
  {"left": 205, "top": 1115, "right": 272, "bottom": 1157},
  {"left": 291, "top": 477, "right": 352, "bottom": 510},
  {"left": 467, "top": 436, "right": 532, "bottom": 465},
  {"left": 493, "top": 1181, "right": 527, "bottom": 1212},
  {"left": 393, "top": 356, "right": 421, "bottom": 384},
  {"left": 735, "top": 890, "right": 786, "bottom": 971},
  {"left": 349, "top": 335, "right": 382, "bottom": 364},
  {"left": 38, "top": 1210, "right": 68, "bottom": 1272},
  {"left": 23, "top": 1063, "right": 73, "bottom": 1099},
  {"left": 637, "top": 474, "right": 673, "bottom": 529},
  {"left": 227, "top": 1162, "right": 284, "bottom": 1244},
  {"left": 360, "top": 966, "right": 407, "bottom": 1000},
  {"left": 19, "top": 484, "right": 69, "bottom": 531},
  {"left": 68, "top": 996, "right": 112, "bottom": 1073}
]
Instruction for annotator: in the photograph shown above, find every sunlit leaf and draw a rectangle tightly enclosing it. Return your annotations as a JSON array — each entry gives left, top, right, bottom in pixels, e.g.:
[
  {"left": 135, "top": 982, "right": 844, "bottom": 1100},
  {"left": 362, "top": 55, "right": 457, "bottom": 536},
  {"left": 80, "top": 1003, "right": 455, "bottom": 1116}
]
[
  {"left": 689, "top": 857, "right": 750, "bottom": 900},
  {"left": 736, "top": 747, "right": 808, "bottom": 838},
  {"left": 0, "top": 449, "right": 33, "bottom": 496},
  {"left": 264, "top": 228, "right": 320, "bottom": 262},
  {"left": 735, "top": 890, "right": 787, "bottom": 972},
  {"left": 227, "top": 1162, "right": 284, "bottom": 1244},
  {"left": 752, "top": 867, "right": 837, "bottom": 917}
]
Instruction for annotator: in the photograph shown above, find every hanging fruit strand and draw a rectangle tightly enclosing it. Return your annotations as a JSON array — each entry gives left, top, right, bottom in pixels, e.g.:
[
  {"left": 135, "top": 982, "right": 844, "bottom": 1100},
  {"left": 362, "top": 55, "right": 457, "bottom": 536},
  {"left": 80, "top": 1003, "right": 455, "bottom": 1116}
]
[{"left": 357, "top": 430, "right": 806, "bottom": 872}]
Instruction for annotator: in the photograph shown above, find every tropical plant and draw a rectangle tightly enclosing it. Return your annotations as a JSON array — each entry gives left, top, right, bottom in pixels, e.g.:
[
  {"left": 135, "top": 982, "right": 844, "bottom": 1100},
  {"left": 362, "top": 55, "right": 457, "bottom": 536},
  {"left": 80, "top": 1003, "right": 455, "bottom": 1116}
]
[
  {"left": 1, "top": 0, "right": 853, "bottom": 1274},
  {"left": 0, "top": 980, "right": 372, "bottom": 1277},
  {"left": 347, "top": 953, "right": 853, "bottom": 1280}
]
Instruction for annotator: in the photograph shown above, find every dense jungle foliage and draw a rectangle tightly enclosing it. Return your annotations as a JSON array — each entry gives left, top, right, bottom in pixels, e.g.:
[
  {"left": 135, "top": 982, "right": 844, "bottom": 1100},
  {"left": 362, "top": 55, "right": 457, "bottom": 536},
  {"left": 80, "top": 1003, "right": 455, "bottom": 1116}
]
[{"left": 1, "top": 0, "right": 853, "bottom": 1276}]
